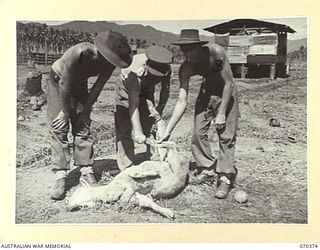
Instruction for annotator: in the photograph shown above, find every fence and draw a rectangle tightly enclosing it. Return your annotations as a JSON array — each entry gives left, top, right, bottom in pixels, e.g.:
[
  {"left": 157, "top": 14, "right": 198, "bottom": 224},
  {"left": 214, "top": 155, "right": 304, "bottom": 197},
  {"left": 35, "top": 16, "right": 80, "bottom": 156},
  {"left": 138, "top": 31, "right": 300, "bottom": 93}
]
[{"left": 17, "top": 52, "right": 62, "bottom": 66}]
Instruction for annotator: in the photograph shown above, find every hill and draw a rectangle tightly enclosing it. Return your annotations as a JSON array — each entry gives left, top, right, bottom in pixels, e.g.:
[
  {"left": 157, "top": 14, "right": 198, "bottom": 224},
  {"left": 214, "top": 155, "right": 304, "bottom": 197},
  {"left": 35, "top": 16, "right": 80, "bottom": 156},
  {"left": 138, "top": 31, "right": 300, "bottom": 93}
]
[
  {"left": 54, "top": 21, "right": 306, "bottom": 51},
  {"left": 52, "top": 21, "right": 215, "bottom": 46},
  {"left": 19, "top": 21, "right": 307, "bottom": 54},
  {"left": 287, "top": 38, "right": 307, "bottom": 52}
]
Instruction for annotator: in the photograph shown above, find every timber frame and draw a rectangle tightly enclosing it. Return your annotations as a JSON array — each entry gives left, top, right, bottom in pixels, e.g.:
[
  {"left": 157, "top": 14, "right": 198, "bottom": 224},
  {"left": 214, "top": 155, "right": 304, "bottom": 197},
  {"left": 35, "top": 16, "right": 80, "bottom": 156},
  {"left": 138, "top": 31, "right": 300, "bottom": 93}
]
[{"left": 204, "top": 19, "right": 296, "bottom": 79}]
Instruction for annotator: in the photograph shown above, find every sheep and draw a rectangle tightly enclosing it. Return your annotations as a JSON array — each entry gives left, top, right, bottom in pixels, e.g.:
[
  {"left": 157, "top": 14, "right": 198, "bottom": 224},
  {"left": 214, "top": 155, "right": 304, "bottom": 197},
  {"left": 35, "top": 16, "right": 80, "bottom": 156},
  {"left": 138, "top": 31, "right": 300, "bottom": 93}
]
[
  {"left": 67, "top": 100, "right": 188, "bottom": 220},
  {"left": 67, "top": 141, "right": 188, "bottom": 220}
]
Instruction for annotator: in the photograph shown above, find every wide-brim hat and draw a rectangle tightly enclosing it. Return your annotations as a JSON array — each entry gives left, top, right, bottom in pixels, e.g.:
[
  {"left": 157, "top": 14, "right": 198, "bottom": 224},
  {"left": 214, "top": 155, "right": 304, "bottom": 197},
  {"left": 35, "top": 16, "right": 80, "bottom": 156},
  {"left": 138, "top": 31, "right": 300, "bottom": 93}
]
[
  {"left": 145, "top": 45, "right": 173, "bottom": 76},
  {"left": 95, "top": 31, "right": 133, "bottom": 68},
  {"left": 171, "top": 29, "right": 208, "bottom": 46}
]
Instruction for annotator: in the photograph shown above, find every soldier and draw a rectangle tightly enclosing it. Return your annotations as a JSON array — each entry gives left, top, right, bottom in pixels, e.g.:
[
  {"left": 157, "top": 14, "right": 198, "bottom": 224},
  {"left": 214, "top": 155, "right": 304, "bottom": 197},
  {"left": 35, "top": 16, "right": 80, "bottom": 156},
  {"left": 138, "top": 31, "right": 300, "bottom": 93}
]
[
  {"left": 158, "top": 29, "right": 239, "bottom": 199},
  {"left": 48, "top": 31, "right": 132, "bottom": 200},
  {"left": 115, "top": 45, "right": 173, "bottom": 170}
]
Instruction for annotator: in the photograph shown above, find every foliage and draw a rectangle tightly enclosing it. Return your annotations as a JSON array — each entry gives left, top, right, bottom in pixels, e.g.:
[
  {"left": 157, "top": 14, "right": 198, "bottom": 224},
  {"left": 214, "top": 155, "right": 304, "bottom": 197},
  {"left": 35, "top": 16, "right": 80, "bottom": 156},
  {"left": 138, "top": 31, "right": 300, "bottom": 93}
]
[
  {"left": 17, "top": 22, "right": 95, "bottom": 54},
  {"left": 288, "top": 46, "right": 307, "bottom": 63},
  {"left": 17, "top": 22, "right": 160, "bottom": 55},
  {"left": 17, "top": 22, "right": 185, "bottom": 63}
]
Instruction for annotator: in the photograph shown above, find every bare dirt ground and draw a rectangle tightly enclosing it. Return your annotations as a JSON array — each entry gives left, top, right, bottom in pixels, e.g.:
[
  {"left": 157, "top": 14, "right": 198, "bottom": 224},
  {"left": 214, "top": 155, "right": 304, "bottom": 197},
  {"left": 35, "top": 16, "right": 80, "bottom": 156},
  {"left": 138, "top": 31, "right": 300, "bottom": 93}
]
[{"left": 16, "top": 63, "right": 307, "bottom": 223}]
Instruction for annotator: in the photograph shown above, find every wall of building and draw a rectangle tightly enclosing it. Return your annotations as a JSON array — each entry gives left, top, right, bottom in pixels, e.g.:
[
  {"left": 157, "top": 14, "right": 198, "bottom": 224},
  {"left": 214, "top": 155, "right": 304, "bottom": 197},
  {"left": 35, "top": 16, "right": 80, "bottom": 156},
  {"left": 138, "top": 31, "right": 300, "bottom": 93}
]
[{"left": 214, "top": 31, "right": 288, "bottom": 78}]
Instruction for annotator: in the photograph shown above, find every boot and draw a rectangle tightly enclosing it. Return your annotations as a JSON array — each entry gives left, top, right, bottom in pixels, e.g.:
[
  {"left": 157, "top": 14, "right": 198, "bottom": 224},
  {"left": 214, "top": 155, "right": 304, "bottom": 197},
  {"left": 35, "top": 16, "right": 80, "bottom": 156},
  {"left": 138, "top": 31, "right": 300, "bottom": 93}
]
[
  {"left": 215, "top": 175, "right": 233, "bottom": 199},
  {"left": 188, "top": 164, "right": 216, "bottom": 185},
  {"left": 80, "top": 166, "right": 97, "bottom": 186},
  {"left": 51, "top": 170, "right": 67, "bottom": 200},
  {"left": 188, "top": 168, "right": 216, "bottom": 185}
]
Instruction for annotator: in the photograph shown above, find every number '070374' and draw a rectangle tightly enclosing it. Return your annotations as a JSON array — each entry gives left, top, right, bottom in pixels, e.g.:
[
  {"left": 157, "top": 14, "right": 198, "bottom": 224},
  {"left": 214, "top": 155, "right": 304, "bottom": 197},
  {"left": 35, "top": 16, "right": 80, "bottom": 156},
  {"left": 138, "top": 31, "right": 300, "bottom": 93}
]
[{"left": 300, "top": 244, "right": 318, "bottom": 248}]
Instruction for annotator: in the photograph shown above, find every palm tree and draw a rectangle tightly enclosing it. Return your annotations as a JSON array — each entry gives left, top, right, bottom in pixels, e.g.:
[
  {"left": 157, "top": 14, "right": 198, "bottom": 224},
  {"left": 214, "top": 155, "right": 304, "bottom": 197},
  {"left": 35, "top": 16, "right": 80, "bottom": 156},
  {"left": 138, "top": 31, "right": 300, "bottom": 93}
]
[{"left": 141, "top": 39, "right": 147, "bottom": 48}]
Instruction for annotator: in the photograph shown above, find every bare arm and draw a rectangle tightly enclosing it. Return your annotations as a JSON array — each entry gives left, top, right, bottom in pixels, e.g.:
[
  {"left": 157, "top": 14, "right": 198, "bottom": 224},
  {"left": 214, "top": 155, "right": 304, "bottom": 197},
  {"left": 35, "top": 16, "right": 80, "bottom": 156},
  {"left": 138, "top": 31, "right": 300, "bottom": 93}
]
[
  {"left": 58, "top": 61, "right": 76, "bottom": 117},
  {"left": 215, "top": 59, "right": 235, "bottom": 129},
  {"left": 126, "top": 73, "right": 145, "bottom": 142},
  {"left": 82, "top": 70, "right": 114, "bottom": 116},
  {"left": 161, "top": 65, "right": 191, "bottom": 140},
  {"left": 218, "top": 68, "right": 234, "bottom": 115}
]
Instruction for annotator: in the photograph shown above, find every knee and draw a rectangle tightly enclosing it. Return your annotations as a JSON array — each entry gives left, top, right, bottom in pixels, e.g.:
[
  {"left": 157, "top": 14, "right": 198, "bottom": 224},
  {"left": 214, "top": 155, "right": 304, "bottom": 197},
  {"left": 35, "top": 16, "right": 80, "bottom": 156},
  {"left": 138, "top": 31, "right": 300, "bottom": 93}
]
[
  {"left": 192, "top": 130, "right": 208, "bottom": 144},
  {"left": 219, "top": 134, "right": 236, "bottom": 146},
  {"left": 50, "top": 129, "right": 68, "bottom": 142}
]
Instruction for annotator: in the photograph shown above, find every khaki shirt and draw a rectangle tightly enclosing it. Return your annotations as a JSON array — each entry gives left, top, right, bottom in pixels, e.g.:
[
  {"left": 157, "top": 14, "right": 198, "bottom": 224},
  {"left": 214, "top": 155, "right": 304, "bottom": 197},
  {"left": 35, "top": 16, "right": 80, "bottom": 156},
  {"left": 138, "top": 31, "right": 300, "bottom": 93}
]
[{"left": 115, "top": 53, "right": 171, "bottom": 107}]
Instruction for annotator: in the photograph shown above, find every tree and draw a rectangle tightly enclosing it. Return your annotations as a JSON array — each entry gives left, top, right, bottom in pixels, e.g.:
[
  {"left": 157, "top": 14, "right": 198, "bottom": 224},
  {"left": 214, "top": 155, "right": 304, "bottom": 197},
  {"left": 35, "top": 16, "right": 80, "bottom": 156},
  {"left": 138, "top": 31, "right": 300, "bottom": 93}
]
[{"left": 135, "top": 38, "right": 141, "bottom": 48}]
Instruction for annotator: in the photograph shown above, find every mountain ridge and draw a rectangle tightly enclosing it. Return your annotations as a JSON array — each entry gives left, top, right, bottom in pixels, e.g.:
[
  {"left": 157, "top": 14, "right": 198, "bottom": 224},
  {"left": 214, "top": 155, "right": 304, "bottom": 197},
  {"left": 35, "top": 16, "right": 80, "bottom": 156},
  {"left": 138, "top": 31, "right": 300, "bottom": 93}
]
[
  {"left": 52, "top": 21, "right": 306, "bottom": 52},
  {"left": 52, "top": 21, "right": 215, "bottom": 46},
  {"left": 20, "top": 20, "right": 306, "bottom": 52}
]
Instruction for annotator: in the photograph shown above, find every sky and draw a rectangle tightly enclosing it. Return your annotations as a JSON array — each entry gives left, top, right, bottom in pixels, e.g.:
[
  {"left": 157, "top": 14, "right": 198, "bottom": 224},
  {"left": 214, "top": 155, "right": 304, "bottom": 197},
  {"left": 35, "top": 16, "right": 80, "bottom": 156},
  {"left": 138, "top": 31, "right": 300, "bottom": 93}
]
[{"left": 32, "top": 17, "right": 307, "bottom": 40}]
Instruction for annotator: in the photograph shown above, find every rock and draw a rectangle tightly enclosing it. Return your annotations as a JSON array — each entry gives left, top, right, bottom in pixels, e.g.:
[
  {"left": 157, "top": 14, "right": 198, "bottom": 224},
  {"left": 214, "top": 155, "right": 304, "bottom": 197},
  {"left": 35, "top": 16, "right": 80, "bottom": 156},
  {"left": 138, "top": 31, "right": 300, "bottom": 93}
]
[
  {"left": 37, "top": 99, "right": 45, "bottom": 106},
  {"left": 269, "top": 118, "right": 280, "bottom": 127},
  {"left": 256, "top": 146, "right": 264, "bottom": 152},
  {"left": 30, "top": 95, "right": 46, "bottom": 106},
  {"left": 31, "top": 104, "right": 41, "bottom": 111},
  {"left": 234, "top": 189, "right": 248, "bottom": 203},
  {"left": 288, "top": 136, "right": 296, "bottom": 143},
  {"left": 30, "top": 96, "right": 38, "bottom": 105},
  {"left": 17, "top": 115, "right": 25, "bottom": 122}
]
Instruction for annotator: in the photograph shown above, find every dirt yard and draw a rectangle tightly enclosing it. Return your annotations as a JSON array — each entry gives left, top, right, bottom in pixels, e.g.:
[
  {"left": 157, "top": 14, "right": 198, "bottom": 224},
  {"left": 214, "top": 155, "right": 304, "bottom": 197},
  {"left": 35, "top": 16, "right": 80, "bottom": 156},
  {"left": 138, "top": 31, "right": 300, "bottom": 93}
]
[{"left": 16, "top": 63, "right": 307, "bottom": 223}]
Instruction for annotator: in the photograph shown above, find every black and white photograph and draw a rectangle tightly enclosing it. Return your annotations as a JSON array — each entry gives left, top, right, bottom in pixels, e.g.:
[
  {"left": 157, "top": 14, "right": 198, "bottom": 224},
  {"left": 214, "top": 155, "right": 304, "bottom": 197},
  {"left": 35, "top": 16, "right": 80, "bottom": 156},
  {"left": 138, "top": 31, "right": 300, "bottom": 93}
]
[{"left": 15, "top": 17, "right": 307, "bottom": 224}]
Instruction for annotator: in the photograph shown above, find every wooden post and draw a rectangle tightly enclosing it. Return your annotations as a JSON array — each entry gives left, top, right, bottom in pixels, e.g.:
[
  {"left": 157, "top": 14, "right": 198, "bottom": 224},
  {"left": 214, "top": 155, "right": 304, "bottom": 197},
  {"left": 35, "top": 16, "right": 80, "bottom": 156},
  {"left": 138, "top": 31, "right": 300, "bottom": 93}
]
[
  {"left": 241, "top": 64, "right": 246, "bottom": 79},
  {"left": 270, "top": 64, "right": 276, "bottom": 79},
  {"left": 45, "top": 38, "right": 48, "bottom": 67},
  {"left": 286, "top": 64, "right": 290, "bottom": 76}
]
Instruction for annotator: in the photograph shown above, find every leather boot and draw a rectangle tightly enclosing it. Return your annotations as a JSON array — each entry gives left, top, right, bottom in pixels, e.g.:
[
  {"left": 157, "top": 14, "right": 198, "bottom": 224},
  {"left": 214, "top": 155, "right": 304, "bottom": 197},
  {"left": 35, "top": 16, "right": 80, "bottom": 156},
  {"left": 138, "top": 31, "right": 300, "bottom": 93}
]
[
  {"left": 80, "top": 166, "right": 97, "bottom": 186},
  {"left": 215, "top": 175, "right": 233, "bottom": 199},
  {"left": 51, "top": 170, "right": 67, "bottom": 200}
]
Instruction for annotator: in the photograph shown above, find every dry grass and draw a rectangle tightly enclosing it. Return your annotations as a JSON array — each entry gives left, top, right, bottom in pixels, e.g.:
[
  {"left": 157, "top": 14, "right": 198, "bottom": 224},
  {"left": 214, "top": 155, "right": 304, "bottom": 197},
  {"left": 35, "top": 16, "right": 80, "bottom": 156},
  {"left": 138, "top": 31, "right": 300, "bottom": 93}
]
[{"left": 16, "top": 63, "right": 307, "bottom": 223}]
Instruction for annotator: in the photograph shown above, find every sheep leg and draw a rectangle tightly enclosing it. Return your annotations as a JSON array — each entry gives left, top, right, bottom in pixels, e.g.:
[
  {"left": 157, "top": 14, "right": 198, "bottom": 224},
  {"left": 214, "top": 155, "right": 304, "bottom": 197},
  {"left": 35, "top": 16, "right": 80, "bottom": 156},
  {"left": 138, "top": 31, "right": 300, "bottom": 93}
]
[
  {"left": 134, "top": 193, "right": 175, "bottom": 220},
  {"left": 119, "top": 186, "right": 135, "bottom": 205}
]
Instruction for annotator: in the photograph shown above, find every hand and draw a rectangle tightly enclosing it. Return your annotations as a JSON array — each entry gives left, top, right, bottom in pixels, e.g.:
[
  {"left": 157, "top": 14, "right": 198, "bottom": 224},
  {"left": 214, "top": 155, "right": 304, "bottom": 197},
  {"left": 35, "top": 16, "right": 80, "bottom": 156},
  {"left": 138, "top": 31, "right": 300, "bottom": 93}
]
[
  {"left": 149, "top": 112, "right": 162, "bottom": 122},
  {"left": 145, "top": 136, "right": 156, "bottom": 145},
  {"left": 76, "top": 113, "right": 92, "bottom": 136},
  {"left": 156, "top": 131, "right": 170, "bottom": 143},
  {"left": 51, "top": 110, "right": 70, "bottom": 132},
  {"left": 132, "top": 132, "right": 146, "bottom": 144},
  {"left": 77, "top": 113, "right": 92, "bottom": 127},
  {"left": 156, "top": 119, "right": 166, "bottom": 137},
  {"left": 150, "top": 123, "right": 157, "bottom": 134},
  {"left": 150, "top": 118, "right": 165, "bottom": 134},
  {"left": 215, "top": 113, "right": 226, "bottom": 131}
]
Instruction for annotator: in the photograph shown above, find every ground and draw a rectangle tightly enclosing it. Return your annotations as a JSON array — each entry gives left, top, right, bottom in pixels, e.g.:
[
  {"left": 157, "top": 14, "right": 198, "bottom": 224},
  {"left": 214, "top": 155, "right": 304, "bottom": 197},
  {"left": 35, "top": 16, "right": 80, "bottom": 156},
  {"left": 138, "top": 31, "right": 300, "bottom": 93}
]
[{"left": 16, "top": 63, "right": 307, "bottom": 223}]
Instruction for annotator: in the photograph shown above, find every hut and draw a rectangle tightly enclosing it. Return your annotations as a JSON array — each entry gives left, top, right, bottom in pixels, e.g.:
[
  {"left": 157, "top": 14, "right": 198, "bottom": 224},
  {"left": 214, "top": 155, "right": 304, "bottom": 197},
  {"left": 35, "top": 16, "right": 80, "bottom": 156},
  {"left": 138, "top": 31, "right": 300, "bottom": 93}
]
[{"left": 204, "top": 19, "right": 296, "bottom": 79}]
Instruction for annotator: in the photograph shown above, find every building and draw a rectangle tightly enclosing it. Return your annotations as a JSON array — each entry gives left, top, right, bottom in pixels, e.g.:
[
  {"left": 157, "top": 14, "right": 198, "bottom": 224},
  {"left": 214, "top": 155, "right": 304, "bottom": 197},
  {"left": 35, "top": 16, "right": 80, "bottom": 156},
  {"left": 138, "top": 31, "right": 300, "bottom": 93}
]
[{"left": 204, "top": 19, "right": 296, "bottom": 79}]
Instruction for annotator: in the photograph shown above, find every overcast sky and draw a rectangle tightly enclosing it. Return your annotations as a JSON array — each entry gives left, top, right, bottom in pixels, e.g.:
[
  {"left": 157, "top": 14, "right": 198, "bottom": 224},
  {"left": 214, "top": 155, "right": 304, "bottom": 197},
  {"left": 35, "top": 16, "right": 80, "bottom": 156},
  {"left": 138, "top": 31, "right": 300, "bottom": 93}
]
[{"left": 32, "top": 17, "right": 307, "bottom": 40}]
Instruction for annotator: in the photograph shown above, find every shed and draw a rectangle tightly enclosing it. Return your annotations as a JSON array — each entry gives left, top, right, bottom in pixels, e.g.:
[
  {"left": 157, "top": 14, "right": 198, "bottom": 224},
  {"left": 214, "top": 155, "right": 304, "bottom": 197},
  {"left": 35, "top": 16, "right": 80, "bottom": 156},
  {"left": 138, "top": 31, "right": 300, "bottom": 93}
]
[{"left": 204, "top": 19, "right": 296, "bottom": 79}]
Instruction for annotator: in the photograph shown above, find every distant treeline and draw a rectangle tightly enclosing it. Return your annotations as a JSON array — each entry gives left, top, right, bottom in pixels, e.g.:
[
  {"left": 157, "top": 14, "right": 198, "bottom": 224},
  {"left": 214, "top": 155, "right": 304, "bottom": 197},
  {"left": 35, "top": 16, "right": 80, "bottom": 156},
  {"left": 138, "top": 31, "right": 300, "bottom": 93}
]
[
  {"left": 16, "top": 22, "right": 183, "bottom": 63},
  {"left": 17, "top": 22, "right": 95, "bottom": 54},
  {"left": 288, "top": 46, "right": 307, "bottom": 62}
]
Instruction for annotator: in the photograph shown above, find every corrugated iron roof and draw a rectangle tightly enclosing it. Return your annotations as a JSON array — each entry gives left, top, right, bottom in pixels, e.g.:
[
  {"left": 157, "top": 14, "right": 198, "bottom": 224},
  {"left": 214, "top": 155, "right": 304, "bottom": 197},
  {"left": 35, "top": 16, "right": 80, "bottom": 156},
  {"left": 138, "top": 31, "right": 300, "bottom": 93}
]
[{"left": 204, "top": 19, "right": 296, "bottom": 34}]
